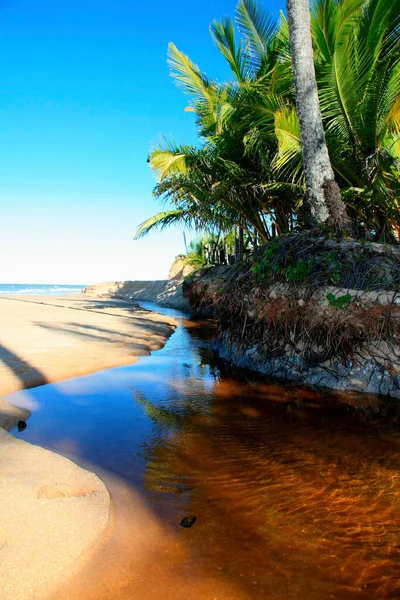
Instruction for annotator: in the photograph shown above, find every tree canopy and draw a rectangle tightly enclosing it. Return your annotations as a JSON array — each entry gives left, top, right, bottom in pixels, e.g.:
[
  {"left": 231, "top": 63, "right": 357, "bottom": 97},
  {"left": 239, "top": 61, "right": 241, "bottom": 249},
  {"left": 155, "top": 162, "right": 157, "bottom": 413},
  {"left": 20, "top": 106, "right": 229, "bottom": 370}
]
[{"left": 135, "top": 0, "right": 400, "bottom": 244}]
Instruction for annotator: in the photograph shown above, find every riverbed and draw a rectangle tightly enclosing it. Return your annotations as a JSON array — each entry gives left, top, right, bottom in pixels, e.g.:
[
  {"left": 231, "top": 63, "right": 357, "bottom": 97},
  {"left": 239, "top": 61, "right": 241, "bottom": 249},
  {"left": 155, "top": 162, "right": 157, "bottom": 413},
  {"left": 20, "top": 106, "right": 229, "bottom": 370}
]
[{"left": 7, "top": 303, "right": 400, "bottom": 599}]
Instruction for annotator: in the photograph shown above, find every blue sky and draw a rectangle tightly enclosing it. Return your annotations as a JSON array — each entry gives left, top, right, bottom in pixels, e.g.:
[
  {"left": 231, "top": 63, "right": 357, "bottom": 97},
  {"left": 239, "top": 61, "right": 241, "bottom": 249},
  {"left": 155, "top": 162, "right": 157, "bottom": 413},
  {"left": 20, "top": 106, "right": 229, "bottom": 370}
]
[{"left": 0, "top": 0, "right": 284, "bottom": 284}]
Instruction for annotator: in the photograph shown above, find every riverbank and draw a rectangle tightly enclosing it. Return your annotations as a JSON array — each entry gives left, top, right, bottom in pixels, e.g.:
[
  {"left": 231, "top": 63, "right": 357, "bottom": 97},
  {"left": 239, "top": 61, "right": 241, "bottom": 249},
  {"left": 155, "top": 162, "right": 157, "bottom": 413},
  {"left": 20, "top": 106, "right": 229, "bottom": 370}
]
[
  {"left": 0, "top": 294, "right": 178, "bottom": 600},
  {"left": 184, "top": 234, "right": 400, "bottom": 398}
]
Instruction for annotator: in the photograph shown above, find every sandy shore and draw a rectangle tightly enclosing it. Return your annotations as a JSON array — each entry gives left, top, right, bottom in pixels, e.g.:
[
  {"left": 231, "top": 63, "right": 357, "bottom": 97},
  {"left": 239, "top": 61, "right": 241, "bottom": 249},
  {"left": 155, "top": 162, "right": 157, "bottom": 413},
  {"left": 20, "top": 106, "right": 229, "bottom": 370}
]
[
  {"left": 0, "top": 294, "right": 178, "bottom": 600},
  {"left": 0, "top": 294, "right": 177, "bottom": 397},
  {"left": 0, "top": 400, "right": 111, "bottom": 600}
]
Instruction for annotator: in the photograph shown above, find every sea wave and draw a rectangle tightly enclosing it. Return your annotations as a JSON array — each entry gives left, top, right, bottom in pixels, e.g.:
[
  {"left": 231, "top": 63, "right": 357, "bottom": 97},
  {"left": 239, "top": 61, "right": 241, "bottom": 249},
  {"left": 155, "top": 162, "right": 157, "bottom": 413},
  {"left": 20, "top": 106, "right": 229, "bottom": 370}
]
[{"left": 0, "top": 284, "right": 86, "bottom": 296}]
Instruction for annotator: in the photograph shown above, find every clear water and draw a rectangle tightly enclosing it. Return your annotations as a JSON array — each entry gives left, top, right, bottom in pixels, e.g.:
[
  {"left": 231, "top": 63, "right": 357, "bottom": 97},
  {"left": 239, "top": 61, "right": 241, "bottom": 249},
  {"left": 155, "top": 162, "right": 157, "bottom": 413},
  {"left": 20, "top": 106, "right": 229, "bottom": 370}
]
[
  {"left": 7, "top": 302, "right": 400, "bottom": 599},
  {"left": 0, "top": 283, "right": 86, "bottom": 296}
]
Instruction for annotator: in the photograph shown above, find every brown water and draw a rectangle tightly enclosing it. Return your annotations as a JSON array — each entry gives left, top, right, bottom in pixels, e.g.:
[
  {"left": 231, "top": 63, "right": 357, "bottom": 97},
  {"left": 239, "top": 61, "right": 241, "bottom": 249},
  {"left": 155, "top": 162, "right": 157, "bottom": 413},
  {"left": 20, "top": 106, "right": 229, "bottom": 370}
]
[{"left": 8, "top": 303, "right": 400, "bottom": 600}]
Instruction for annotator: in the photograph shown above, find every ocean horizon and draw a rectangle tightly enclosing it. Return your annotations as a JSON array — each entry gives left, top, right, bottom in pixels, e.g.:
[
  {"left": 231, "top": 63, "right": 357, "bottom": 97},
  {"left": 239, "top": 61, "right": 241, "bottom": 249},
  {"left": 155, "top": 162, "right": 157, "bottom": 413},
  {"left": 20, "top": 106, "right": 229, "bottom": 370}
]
[{"left": 0, "top": 283, "right": 87, "bottom": 296}]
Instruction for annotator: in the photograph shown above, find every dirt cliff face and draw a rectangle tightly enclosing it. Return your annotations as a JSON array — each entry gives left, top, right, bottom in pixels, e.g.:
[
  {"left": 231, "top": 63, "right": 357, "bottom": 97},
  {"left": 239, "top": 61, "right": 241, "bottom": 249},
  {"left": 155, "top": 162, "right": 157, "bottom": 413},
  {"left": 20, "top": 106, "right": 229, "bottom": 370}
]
[
  {"left": 184, "top": 234, "right": 400, "bottom": 398},
  {"left": 83, "top": 280, "right": 190, "bottom": 311},
  {"left": 182, "top": 266, "right": 233, "bottom": 317},
  {"left": 168, "top": 257, "right": 195, "bottom": 281}
]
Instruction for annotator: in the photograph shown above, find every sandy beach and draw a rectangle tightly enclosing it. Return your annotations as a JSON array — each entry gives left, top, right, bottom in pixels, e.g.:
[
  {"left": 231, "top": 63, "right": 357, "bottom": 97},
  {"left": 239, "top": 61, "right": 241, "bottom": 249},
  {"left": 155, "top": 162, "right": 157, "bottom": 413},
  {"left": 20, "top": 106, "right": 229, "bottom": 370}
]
[
  {"left": 0, "top": 294, "right": 177, "bottom": 397},
  {"left": 0, "top": 294, "right": 178, "bottom": 600}
]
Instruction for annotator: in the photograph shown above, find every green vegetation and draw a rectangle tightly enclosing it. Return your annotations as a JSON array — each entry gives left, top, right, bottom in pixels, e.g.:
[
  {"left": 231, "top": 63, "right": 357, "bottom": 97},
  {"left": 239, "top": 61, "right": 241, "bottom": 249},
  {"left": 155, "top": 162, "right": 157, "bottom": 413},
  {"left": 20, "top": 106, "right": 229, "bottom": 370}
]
[
  {"left": 182, "top": 239, "right": 207, "bottom": 269},
  {"left": 326, "top": 292, "right": 352, "bottom": 309},
  {"left": 249, "top": 234, "right": 400, "bottom": 290},
  {"left": 285, "top": 258, "right": 315, "bottom": 283},
  {"left": 135, "top": 0, "right": 400, "bottom": 247},
  {"left": 252, "top": 243, "right": 279, "bottom": 278},
  {"left": 251, "top": 243, "right": 316, "bottom": 282},
  {"left": 182, "top": 231, "right": 238, "bottom": 268},
  {"left": 253, "top": 254, "right": 314, "bottom": 282}
]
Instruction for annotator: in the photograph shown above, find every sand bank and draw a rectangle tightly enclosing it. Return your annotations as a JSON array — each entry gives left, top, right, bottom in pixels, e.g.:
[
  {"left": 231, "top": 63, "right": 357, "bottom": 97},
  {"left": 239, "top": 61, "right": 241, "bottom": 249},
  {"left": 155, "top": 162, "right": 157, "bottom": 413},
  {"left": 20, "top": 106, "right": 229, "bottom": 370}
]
[
  {"left": 0, "top": 399, "right": 111, "bottom": 600},
  {"left": 0, "top": 294, "right": 177, "bottom": 397},
  {"left": 0, "top": 294, "right": 178, "bottom": 599}
]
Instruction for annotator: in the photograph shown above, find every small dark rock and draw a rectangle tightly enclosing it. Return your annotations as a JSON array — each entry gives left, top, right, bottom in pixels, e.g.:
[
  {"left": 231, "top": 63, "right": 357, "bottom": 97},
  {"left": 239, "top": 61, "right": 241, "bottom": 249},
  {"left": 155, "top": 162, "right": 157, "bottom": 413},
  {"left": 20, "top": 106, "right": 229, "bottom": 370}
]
[
  {"left": 17, "top": 420, "right": 27, "bottom": 432},
  {"left": 180, "top": 516, "right": 196, "bottom": 528}
]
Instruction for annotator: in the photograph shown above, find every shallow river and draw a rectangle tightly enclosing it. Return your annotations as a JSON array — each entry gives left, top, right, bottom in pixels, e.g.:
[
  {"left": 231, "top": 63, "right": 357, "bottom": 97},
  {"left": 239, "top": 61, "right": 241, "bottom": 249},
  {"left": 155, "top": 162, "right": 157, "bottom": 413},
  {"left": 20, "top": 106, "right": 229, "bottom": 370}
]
[{"left": 7, "top": 303, "right": 400, "bottom": 600}]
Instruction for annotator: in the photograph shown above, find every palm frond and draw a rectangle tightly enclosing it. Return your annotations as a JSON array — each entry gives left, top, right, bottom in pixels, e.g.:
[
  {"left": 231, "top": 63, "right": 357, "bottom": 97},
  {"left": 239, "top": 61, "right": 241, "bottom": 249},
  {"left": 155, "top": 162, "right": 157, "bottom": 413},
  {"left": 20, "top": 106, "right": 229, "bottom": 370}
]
[
  {"left": 167, "top": 43, "right": 218, "bottom": 110},
  {"left": 134, "top": 210, "right": 191, "bottom": 239},
  {"left": 236, "top": 0, "right": 277, "bottom": 75},
  {"left": 210, "top": 18, "right": 248, "bottom": 82},
  {"left": 384, "top": 87, "right": 400, "bottom": 134},
  {"left": 149, "top": 138, "right": 196, "bottom": 180},
  {"left": 273, "top": 106, "right": 304, "bottom": 183},
  {"left": 311, "top": 0, "right": 364, "bottom": 63}
]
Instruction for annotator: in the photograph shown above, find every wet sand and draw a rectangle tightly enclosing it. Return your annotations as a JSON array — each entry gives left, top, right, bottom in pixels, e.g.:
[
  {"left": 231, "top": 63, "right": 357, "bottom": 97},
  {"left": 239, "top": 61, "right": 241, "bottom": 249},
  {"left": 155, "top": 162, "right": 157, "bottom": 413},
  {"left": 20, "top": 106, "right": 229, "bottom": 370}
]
[
  {"left": 0, "top": 294, "right": 177, "bottom": 396},
  {"left": 0, "top": 295, "right": 177, "bottom": 600}
]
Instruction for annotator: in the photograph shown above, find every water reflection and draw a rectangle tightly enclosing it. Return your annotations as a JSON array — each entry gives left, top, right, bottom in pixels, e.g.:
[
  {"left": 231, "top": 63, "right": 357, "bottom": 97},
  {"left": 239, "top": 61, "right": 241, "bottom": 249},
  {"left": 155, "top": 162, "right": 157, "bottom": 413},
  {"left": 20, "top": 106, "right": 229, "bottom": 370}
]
[
  {"left": 7, "top": 302, "right": 400, "bottom": 599},
  {"left": 129, "top": 381, "right": 400, "bottom": 598}
]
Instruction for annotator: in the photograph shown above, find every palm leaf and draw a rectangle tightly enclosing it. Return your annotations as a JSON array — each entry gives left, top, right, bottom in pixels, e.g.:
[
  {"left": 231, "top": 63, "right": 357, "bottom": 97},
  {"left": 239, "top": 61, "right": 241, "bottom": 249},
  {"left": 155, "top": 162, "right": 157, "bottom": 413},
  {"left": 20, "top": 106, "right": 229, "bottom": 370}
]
[
  {"left": 272, "top": 106, "right": 304, "bottom": 183},
  {"left": 311, "top": 0, "right": 364, "bottom": 63},
  {"left": 134, "top": 210, "right": 191, "bottom": 239},
  {"left": 150, "top": 150, "right": 188, "bottom": 180},
  {"left": 167, "top": 43, "right": 218, "bottom": 110},
  {"left": 236, "top": 0, "right": 277, "bottom": 75},
  {"left": 384, "top": 85, "right": 400, "bottom": 134},
  {"left": 210, "top": 18, "right": 248, "bottom": 82}
]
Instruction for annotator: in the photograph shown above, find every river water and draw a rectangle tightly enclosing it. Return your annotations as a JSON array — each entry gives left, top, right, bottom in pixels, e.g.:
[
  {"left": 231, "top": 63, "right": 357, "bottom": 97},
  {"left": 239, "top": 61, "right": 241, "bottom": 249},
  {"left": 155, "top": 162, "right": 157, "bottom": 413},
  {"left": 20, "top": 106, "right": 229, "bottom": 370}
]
[{"left": 7, "top": 303, "right": 400, "bottom": 599}]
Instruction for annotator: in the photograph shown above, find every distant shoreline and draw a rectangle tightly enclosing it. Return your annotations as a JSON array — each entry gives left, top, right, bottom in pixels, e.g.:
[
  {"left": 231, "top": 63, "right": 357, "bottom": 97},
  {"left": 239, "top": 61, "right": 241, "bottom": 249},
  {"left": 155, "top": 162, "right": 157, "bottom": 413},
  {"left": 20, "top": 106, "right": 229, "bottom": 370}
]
[{"left": 0, "top": 283, "right": 87, "bottom": 296}]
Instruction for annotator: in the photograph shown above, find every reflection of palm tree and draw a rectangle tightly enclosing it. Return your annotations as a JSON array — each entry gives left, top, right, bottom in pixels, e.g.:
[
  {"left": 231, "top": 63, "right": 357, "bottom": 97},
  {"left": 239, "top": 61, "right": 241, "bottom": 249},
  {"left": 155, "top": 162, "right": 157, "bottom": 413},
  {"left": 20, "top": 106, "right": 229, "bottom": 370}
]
[
  {"left": 134, "top": 391, "right": 200, "bottom": 498},
  {"left": 134, "top": 391, "right": 199, "bottom": 429},
  {"left": 133, "top": 380, "right": 400, "bottom": 600}
]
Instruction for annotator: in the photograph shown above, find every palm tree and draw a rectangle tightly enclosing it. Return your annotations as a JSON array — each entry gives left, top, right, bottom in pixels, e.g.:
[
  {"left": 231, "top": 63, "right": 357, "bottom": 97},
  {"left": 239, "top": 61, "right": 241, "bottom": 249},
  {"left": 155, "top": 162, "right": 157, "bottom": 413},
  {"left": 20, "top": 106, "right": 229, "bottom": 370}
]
[
  {"left": 313, "top": 0, "right": 400, "bottom": 238},
  {"left": 182, "top": 239, "right": 207, "bottom": 269},
  {"left": 136, "top": 0, "right": 399, "bottom": 244},
  {"left": 136, "top": 1, "right": 301, "bottom": 241},
  {"left": 285, "top": 0, "right": 350, "bottom": 231},
  {"left": 276, "top": 0, "right": 400, "bottom": 237}
]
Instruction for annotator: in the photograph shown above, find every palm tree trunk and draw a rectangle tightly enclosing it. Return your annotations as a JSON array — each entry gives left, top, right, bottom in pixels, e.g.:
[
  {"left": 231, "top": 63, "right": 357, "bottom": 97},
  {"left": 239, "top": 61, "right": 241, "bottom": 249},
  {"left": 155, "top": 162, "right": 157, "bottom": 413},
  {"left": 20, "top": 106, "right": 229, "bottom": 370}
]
[
  {"left": 239, "top": 226, "right": 244, "bottom": 261},
  {"left": 234, "top": 226, "right": 245, "bottom": 262},
  {"left": 286, "top": 0, "right": 350, "bottom": 231}
]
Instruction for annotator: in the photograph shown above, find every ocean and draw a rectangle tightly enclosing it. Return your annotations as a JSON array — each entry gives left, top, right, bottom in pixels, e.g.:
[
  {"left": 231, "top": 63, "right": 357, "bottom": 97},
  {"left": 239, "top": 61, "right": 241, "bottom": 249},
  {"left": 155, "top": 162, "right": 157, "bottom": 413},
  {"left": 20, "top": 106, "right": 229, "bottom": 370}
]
[{"left": 0, "top": 283, "right": 87, "bottom": 296}]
